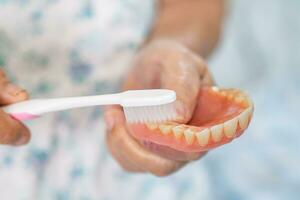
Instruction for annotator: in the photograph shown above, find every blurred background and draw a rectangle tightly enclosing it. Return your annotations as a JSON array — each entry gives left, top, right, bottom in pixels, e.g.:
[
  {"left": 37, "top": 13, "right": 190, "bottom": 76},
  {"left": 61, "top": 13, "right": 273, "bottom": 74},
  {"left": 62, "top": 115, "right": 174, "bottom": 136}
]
[
  {"left": 202, "top": 0, "right": 300, "bottom": 199},
  {"left": 0, "top": 0, "right": 299, "bottom": 199}
]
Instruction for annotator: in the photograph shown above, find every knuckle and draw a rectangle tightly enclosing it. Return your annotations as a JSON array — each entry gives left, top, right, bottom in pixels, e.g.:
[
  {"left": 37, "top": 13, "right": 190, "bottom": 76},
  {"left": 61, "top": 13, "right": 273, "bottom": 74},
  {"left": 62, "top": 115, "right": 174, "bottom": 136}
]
[
  {"left": 202, "top": 69, "right": 215, "bottom": 86},
  {"left": 149, "top": 161, "right": 184, "bottom": 177},
  {"left": 151, "top": 168, "right": 173, "bottom": 177},
  {"left": 199, "top": 65, "right": 208, "bottom": 80},
  {"left": 106, "top": 140, "right": 137, "bottom": 172},
  {"left": 118, "top": 162, "right": 136, "bottom": 172},
  {"left": 17, "top": 89, "right": 29, "bottom": 99}
]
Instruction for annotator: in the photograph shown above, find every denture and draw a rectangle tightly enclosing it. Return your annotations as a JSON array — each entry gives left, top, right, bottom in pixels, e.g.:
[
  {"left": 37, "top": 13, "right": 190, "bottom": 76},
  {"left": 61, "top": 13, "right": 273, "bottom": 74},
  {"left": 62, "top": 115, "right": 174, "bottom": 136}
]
[{"left": 127, "top": 86, "right": 254, "bottom": 152}]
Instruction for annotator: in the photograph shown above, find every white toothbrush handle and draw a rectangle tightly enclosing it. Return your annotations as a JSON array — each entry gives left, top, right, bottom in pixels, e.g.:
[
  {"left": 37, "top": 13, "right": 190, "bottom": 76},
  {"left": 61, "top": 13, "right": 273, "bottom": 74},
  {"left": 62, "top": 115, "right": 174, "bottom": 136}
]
[
  {"left": 2, "top": 89, "right": 176, "bottom": 121},
  {"left": 2, "top": 93, "right": 121, "bottom": 120}
]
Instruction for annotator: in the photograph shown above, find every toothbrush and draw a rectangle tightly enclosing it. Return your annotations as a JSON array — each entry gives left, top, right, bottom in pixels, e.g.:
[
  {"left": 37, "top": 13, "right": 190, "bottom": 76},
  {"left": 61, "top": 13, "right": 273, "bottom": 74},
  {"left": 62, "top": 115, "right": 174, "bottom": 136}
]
[{"left": 2, "top": 89, "right": 177, "bottom": 123}]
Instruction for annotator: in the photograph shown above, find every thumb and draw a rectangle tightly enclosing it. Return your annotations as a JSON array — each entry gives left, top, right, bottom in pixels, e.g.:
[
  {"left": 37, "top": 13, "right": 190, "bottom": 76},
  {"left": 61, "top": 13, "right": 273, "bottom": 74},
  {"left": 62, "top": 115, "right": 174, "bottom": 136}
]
[
  {"left": 0, "top": 70, "right": 29, "bottom": 105},
  {"left": 0, "top": 83, "right": 29, "bottom": 105},
  {"left": 104, "top": 105, "right": 125, "bottom": 132},
  {"left": 161, "top": 67, "right": 200, "bottom": 124},
  {"left": 160, "top": 53, "right": 214, "bottom": 124},
  {"left": 171, "top": 88, "right": 199, "bottom": 124}
]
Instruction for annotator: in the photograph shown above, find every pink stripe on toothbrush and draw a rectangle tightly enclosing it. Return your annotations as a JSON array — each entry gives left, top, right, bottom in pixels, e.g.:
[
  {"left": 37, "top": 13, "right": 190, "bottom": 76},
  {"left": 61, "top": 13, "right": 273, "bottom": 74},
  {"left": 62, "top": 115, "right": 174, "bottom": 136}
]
[{"left": 10, "top": 113, "right": 39, "bottom": 121}]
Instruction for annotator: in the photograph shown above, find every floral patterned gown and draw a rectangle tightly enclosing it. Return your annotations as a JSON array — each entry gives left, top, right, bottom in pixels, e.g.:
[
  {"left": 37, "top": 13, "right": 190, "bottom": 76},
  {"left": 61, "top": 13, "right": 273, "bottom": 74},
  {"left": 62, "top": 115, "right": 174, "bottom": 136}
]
[{"left": 0, "top": 0, "right": 299, "bottom": 200}]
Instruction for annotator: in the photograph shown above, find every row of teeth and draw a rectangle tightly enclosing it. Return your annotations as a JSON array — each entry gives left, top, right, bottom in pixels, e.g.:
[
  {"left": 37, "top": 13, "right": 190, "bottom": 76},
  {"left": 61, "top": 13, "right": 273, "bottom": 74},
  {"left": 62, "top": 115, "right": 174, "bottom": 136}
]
[
  {"left": 146, "top": 106, "right": 253, "bottom": 147},
  {"left": 219, "top": 88, "right": 253, "bottom": 107}
]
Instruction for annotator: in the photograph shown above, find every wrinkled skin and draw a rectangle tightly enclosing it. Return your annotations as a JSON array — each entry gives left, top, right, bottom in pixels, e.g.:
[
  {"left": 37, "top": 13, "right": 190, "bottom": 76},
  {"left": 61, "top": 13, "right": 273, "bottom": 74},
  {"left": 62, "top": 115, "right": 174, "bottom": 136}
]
[
  {"left": 104, "top": 40, "right": 214, "bottom": 176},
  {"left": 0, "top": 69, "right": 31, "bottom": 145}
]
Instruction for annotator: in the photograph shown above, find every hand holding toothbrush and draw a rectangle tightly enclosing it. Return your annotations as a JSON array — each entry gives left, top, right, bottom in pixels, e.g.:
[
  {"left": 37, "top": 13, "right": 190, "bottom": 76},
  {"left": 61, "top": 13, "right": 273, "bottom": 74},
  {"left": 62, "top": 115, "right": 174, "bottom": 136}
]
[
  {"left": 0, "top": 70, "right": 31, "bottom": 146},
  {"left": 104, "top": 40, "right": 215, "bottom": 176}
]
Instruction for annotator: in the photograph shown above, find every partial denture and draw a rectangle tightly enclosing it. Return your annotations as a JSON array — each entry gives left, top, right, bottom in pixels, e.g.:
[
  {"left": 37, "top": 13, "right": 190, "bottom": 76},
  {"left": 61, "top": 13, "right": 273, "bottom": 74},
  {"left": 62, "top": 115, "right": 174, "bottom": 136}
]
[{"left": 128, "top": 87, "right": 254, "bottom": 152}]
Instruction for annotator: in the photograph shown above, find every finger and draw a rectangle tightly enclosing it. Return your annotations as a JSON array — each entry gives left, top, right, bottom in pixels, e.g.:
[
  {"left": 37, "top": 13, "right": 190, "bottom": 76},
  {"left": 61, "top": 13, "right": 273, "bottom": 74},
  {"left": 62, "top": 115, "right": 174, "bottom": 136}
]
[
  {"left": 161, "top": 55, "right": 201, "bottom": 123},
  {"left": 106, "top": 128, "right": 144, "bottom": 173},
  {"left": 104, "top": 105, "right": 125, "bottom": 132},
  {"left": 0, "top": 109, "right": 31, "bottom": 145},
  {"left": 200, "top": 66, "right": 215, "bottom": 86},
  {"left": 161, "top": 52, "right": 216, "bottom": 124},
  {"left": 0, "top": 70, "right": 29, "bottom": 105},
  {"left": 104, "top": 105, "right": 186, "bottom": 176},
  {"left": 140, "top": 140, "right": 207, "bottom": 161},
  {"left": 105, "top": 106, "right": 206, "bottom": 162},
  {"left": 104, "top": 105, "right": 144, "bottom": 172},
  {"left": 108, "top": 124, "right": 186, "bottom": 176}
]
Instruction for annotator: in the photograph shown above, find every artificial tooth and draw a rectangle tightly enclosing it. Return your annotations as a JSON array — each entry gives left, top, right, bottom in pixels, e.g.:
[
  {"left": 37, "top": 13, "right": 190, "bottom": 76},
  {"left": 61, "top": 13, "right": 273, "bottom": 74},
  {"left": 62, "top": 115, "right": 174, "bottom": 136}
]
[
  {"left": 234, "top": 94, "right": 245, "bottom": 104},
  {"left": 250, "top": 105, "right": 254, "bottom": 114},
  {"left": 212, "top": 86, "right": 220, "bottom": 92},
  {"left": 196, "top": 129, "right": 210, "bottom": 147},
  {"left": 159, "top": 125, "right": 172, "bottom": 135},
  {"left": 146, "top": 123, "right": 158, "bottom": 130},
  {"left": 245, "top": 107, "right": 253, "bottom": 118},
  {"left": 228, "top": 94, "right": 235, "bottom": 101},
  {"left": 237, "top": 110, "right": 249, "bottom": 130},
  {"left": 224, "top": 118, "right": 238, "bottom": 138},
  {"left": 248, "top": 106, "right": 254, "bottom": 121},
  {"left": 210, "top": 124, "right": 223, "bottom": 142},
  {"left": 220, "top": 91, "right": 227, "bottom": 97},
  {"left": 184, "top": 129, "right": 195, "bottom": 145},
  {"left": 172, "top": 126, "right": 185, "bottom": 140},
  {"left": 250, "top": 109, "right": 254, "bottom": 119},
  {"left": 246, "top": 96, "right": 254, "bottom": 108}
]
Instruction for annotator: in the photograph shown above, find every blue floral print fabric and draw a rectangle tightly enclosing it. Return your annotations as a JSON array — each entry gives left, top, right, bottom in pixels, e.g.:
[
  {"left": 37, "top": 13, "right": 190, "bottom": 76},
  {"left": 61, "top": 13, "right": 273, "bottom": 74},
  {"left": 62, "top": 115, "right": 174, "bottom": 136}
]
[{"left": 0, "top": 0, "right": 299, "bottom": 200}]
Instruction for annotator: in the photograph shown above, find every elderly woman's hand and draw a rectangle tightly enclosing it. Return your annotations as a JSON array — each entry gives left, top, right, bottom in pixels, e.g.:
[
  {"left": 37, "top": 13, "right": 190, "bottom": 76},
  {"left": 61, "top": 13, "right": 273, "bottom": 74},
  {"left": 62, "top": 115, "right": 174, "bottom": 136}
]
[
  {"left": 104, "top": 40, "right": 214, "bottom": 176},
  {"left": 0, "top": 69, "right": 30, "bottom": 146}
]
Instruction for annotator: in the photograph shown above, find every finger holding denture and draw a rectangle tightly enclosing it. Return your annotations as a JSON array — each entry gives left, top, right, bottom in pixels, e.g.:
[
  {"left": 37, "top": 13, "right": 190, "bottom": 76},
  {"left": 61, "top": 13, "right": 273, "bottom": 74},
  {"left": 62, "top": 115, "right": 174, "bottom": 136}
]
[{"left": 127, "top": 86, "right": 254, "bottom": 152}]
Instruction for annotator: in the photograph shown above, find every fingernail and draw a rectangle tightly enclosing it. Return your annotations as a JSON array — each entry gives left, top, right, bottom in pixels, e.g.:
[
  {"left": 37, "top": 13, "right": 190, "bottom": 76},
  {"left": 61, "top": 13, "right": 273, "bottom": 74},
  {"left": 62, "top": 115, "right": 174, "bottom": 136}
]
[{"left": 6, "top": 83, "right": 25, "bottom": 96}]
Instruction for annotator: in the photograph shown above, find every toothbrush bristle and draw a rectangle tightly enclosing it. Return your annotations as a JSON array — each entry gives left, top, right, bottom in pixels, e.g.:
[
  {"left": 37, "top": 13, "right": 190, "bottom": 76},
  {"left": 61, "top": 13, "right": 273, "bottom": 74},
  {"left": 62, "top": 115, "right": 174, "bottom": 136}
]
[{"left": 123, "top": 102, "right": 177, "bottom": 123}]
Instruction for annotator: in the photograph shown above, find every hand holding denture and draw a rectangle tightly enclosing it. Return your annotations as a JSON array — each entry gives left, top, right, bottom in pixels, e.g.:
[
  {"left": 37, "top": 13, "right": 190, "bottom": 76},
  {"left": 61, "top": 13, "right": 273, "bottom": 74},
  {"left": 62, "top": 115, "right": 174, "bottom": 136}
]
[
  {"left": 105, "top": 40, "right": 253, "bottom": 176},
  {"left": 105, "top": 41, "right": 244, "bottom": 175},
  {"left": 129, "top": 41, "right": 254, "bottom": 152}
]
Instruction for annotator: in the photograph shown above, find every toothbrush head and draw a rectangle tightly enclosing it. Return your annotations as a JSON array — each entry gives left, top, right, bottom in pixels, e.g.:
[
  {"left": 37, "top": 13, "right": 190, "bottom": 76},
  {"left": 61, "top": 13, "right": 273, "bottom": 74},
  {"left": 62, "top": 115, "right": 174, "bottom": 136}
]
[{"left": 121, "top": 89, "right": 177, "bottom": 123}]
